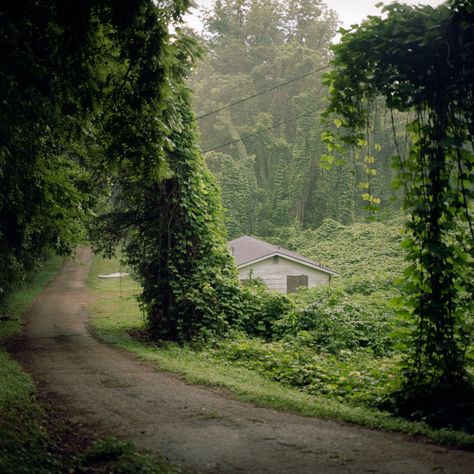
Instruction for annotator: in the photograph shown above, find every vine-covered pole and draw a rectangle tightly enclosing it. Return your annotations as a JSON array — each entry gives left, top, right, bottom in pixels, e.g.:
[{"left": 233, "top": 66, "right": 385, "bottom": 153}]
[{"left": 323, "top": 0, "right": 474, "bottom": 407}]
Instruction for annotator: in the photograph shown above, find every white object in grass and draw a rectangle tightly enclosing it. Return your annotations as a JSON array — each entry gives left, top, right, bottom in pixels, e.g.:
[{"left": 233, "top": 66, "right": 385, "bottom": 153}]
[{"left": 98, "top": 272, "right": 129, "bottom": 279}]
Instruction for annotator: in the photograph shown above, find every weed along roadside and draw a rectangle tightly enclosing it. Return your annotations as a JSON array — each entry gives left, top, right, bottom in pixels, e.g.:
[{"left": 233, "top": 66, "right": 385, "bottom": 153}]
[
  {"left": 0, "top": 256, "right": 64, "bottom": 474},
  {"left": 87, "top": 253, "right": 474, "bottom": 449},
  {"left": 1, "top": 253, "right": 176, "bottom": 474}
]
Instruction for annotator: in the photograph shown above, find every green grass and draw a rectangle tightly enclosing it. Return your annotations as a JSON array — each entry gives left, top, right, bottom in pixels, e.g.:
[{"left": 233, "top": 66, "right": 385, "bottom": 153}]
[
  {"left": 77, "top": 437, "right": 180, "bottom": 474},
  {"left": 1, "top": 255, "right": 64, "bottom": 473},
  {"left": 0, "top": 255, "right": 63, "bottom": 345},
  {"left": 87, "top": 254, "right": 474, "bottom": 449},
  {"left": 1, "top": 254, "right": 175, "bottom": 473}
]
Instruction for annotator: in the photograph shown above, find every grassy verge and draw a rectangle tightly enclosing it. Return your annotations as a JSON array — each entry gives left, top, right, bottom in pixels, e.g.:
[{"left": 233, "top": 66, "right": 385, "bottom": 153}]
[
  {"left": 1, "top": 255, "right": 64, "bottom": 473},
  {"left": 0, "top": 256, "right": 63, "bottom": 344},
  {"left": 87, "top": 255, "right": 474, "bottom": 449},
  {"left": 0, "top": 254, "right": 175, "bottom": 473}
]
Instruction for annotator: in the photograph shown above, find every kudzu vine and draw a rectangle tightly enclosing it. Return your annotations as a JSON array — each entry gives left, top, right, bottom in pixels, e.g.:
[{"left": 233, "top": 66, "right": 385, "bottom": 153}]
[
  {"left": 90, "top": 2, "right": 243, "bottom": 341},
  {"left": 324, "top": 0, "right": 474, "bottom": 412}
]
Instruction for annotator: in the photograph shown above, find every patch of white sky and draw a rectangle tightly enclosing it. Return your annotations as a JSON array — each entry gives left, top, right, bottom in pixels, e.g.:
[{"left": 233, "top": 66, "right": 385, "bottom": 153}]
[{"left": 183, "top": 0, "right": 446, "bottom": 35}]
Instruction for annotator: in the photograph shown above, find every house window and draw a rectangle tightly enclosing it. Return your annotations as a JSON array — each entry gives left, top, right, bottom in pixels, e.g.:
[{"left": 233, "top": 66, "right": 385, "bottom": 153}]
[
  {"left": 287, "top": 275, "right": 308, "bottom": 293},
  {"left": 272, "top": 255, "right": 279, "bottom": 264}
]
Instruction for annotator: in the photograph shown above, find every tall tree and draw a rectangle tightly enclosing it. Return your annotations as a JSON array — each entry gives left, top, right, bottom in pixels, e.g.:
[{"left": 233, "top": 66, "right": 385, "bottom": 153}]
[
  {"left": 1, "top": 0, "right": 241, "bottom": 340},
  {"left": 325, "top": 0, "right": 474, "bottom": 417}
]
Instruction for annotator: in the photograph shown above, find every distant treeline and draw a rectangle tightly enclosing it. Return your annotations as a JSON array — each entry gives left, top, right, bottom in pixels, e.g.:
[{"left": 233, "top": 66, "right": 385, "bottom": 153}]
[{"left": 191, "top": 0, "right": 404, "bottom": 238}]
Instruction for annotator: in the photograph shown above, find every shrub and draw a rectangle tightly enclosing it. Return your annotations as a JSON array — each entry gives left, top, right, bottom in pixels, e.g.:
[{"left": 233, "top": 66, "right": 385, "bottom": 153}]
[
  {"left": 237, "top": 279, "right": 295, "bottom": 339},
  {"left": 277, "top": 286, "right": 395, "bottom": 356},
  {"left": 214, "top": 335, "right": 397, "bottom": 406}
]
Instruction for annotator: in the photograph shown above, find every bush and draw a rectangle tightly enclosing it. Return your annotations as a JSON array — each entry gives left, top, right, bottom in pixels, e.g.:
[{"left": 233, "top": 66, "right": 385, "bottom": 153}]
[
  {"left": 214, "top": 335, "right": 397, "bottom": 406},
  {"left": 277, "top": 286, "right": 395, "bottom": 356},
  {"left": 237, "top": 279, "right": 295, "bottom": 339}
]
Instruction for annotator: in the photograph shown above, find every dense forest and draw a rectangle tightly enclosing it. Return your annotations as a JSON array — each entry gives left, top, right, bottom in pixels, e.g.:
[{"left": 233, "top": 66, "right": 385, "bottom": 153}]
[{"left": 191, "top": 0, "right": 404, "bottom": 237}]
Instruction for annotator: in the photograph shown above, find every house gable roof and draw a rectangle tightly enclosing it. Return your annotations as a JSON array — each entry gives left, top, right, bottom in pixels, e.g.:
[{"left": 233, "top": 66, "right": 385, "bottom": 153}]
[{"left": 229, "top": 236, "right": 339, "bottom": 276}]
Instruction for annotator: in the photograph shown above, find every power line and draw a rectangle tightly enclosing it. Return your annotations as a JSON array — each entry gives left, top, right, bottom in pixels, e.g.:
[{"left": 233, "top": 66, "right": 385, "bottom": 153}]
[
  {"left": 195, "top": 64, "right": 331, "bottom": 121},
  {"left": 201, "top": 105, "right": 326, "bottom": 153}
]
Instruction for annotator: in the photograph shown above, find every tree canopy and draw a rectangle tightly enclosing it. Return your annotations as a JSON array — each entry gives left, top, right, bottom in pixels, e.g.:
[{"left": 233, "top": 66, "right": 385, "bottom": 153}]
[
  {"left": 192, "top": 0, "right": 403, "bottom": 238},
  {"left": 1, "top": 0, "right": 241, "bottom": 340}
]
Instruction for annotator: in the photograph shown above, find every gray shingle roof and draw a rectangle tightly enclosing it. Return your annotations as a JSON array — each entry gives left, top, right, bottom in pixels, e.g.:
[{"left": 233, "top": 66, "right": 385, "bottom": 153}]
[{"left": 229, "top": 236, "right": 339, "bottom": 276}]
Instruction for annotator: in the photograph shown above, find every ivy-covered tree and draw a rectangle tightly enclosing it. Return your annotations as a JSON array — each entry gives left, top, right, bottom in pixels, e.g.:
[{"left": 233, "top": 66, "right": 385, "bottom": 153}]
[
  {"left": 1, "top": 0, "right": 242, "bottom": 340},
  {"left": 325, "top": 0, "right": 474, "bottom": 421},
  {"left": 192, "top": 0, "right": 401, "bottom": 236}
]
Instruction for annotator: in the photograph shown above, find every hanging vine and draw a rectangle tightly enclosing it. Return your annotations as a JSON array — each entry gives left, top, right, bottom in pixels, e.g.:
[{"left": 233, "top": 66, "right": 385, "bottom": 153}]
[{"left": 323, "top": 0, "right": 474, "bottom": 416}]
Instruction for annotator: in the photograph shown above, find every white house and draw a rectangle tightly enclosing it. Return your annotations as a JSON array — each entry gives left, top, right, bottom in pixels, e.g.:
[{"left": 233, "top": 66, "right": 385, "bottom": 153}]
[{"left": 229, "top": 236, "right": 339, "bottom": 294}]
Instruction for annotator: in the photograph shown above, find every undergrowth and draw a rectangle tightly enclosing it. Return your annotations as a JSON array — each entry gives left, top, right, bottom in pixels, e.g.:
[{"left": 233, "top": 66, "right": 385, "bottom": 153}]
[{"left": 88, "top": 251, "right": 474, "bottom": 448}]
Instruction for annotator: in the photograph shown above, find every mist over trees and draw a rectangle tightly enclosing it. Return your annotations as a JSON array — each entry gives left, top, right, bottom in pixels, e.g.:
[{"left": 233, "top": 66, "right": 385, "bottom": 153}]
[{"left": 191, "top": 0, "right": 403, "bottom": 238}]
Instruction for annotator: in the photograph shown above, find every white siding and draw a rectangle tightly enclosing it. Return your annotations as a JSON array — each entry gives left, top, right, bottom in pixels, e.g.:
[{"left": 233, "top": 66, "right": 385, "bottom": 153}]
[{"left": 238, "top": 256, "right": 330, "bottom": 293}]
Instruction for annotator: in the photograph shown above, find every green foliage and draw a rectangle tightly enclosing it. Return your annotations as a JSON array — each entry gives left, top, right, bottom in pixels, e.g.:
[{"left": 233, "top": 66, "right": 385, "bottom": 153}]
[
  {"left": 325, "top": 0, "right": 474, "bottom": 418},
  {"left": 79, "top": 438, "right": 176, "bottom": 474},
  {"left": 93, "top": 63, "right": 243, "bottom": 340},
  {"left": 269, "top": 216, "right": 405, "bottom": 281},
  {"left": 206, "top": 151, "right": 260, "bottom": 236},
  {"left": 215, "top": 335, "right": 397, "bottom": 406},
  {"left": 192, "top": 0, "right": 403, "bottom": 236},
  {"left": 275, "top": 286, "right": 396, "bottom": 356},
  {"left": 0, "top": 2, "right": 96, "bottom": 302},
  {"left": 226, "top": 217, "right": 406, "bottom": 357},
  {"left": 238, "top": 279, "right": 295, "bottom": 339}
]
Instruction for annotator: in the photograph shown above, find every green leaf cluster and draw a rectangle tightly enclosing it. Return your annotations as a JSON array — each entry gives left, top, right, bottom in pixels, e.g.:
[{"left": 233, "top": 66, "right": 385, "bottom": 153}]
[{"left": 214, "top": 335, "right": 397, "bottom": 406}]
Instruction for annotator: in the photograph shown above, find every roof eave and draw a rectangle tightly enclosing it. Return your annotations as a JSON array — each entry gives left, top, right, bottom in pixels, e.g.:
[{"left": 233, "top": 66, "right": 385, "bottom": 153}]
[{"left": 236, "top": 252, "right": 340, "bottom": 276}]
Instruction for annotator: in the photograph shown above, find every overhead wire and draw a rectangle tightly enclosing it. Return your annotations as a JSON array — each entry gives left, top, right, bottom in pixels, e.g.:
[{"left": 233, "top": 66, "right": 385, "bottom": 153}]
[
  {"left": 195, "top": 63, "right": 331, "bottom": 121},
  {"left": 201, "top": 104, "right": 326, "bottom": 153}
]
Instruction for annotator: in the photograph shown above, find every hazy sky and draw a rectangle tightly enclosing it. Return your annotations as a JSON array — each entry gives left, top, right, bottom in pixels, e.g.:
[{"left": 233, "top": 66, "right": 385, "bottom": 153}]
[{"left": 184, "top": 0, "right": 446, "bottom": 32}]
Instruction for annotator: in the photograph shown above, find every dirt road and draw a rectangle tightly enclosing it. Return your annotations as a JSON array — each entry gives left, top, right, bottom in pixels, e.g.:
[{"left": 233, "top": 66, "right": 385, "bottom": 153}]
[{"left": 14, "top": 248, "right": 474, "bottom": 473}]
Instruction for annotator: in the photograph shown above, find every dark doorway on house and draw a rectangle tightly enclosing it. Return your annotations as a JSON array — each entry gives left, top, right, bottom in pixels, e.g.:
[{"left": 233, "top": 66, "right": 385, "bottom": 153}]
[{"left": 287, "top": 275, "right": 308, "bottom": 293}]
